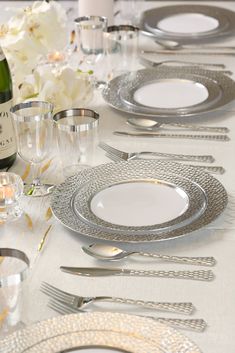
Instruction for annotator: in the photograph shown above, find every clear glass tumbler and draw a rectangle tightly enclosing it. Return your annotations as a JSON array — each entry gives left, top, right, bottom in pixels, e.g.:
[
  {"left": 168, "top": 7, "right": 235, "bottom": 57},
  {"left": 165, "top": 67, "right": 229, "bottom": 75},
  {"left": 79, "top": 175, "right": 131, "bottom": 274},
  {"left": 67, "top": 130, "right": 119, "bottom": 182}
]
[
  {"left": 106, "top": 25, "right": 139, "bottom": 79},
  {"left": 53, "top": 108, "right": 99, "bottom": 178},
  {"left": 0, "top": 172, "right": 23, "bottom": 223},
  {"left": 0, "top": 248, "right": 29, "bottom": 337}
]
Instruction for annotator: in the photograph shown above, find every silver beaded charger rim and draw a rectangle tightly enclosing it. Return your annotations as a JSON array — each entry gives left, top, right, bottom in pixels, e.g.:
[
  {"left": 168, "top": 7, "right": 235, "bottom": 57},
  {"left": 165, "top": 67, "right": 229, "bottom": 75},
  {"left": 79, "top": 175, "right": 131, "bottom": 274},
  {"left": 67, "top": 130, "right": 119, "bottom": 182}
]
[
  {"left": 0, "top": 312, "right": 201, "bottom": 353},
  {"left": 51, "top": 160, "right": 228, "bottom": 243}
]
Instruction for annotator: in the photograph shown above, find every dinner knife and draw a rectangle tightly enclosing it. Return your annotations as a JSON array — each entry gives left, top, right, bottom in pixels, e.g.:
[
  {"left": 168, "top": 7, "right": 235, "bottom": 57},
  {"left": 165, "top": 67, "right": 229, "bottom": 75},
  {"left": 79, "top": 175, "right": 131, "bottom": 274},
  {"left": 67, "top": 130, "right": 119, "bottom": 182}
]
[
  {"left": 142, "top": 50, "right": 235, "bottom": 56},
  {"left": 60, "top": 266, "right": 214, "bottom": 281},
  {"left": 113, "top": 131, "right": 230, "bottom": 141}
]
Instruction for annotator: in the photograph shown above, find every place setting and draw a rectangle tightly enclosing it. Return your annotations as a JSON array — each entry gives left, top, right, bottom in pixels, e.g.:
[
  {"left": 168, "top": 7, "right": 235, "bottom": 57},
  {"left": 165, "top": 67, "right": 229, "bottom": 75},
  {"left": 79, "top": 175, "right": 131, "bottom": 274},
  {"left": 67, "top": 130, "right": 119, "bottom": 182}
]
[{"left": 1, "top": 1, "right": 235, "bottom": 353}]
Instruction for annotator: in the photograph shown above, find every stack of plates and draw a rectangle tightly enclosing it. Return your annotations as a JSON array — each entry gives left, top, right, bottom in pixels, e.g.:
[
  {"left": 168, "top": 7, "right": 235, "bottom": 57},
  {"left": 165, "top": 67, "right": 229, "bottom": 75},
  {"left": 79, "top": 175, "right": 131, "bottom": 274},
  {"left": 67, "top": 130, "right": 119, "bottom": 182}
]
[
  {"left": 51, "top": 160, "right": 227, "bottom": 243},
  {"left": 102, "top": 67, "right": 235, "bottom": 119},
  {"left": 139, "top": 4, "right": 235, "bottom": 43},
  {"left": 0, "top": 312, "right": 202, "bottom": 353}
]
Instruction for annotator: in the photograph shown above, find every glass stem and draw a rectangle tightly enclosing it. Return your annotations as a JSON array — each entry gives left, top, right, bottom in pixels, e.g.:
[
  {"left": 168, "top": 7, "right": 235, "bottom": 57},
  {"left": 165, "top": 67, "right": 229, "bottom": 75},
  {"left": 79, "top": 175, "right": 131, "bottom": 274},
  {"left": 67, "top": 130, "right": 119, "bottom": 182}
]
[{"left": 31, "top": 163, "right": 41, "bottom": 186}]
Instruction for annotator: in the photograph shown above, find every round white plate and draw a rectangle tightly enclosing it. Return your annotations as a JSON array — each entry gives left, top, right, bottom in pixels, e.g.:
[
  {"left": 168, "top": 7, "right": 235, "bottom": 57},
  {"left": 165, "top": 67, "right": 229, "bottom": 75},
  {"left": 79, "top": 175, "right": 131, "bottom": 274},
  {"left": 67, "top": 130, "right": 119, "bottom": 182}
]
[
  {"left": 51, "top": 160, "right": 227, "bottom": 243},
  {"left": 0, "top": 312, "right": 202, "bottom": 353},
  {"left": 133, "top": 79, "right": 209, "bottom": 109},
  {"left": 157, "top": 13, "right": 219, "bottom": 34},
  {"left": 90, "top": 181, "right": 189, "bottom": 226}
]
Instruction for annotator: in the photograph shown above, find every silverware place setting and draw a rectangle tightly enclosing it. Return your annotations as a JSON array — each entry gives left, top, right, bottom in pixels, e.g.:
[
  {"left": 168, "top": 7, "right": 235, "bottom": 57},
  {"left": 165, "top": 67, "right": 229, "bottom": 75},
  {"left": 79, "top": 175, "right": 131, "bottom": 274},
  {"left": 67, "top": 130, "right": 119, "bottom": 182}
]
[
  {"left": 82, "top": 243, "right": 216, "bottom": 266},
  {"left": 41, "top": 282, "right": 207, "bottom": 332}
]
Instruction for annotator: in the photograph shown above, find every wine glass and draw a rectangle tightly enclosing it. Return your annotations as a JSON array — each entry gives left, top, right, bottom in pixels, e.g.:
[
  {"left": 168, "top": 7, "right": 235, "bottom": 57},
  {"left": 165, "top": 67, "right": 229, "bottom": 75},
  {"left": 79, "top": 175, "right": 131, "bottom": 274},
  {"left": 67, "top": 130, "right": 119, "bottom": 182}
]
[{"left": 10, "top": 101, "right": 54, "bottom": 197}]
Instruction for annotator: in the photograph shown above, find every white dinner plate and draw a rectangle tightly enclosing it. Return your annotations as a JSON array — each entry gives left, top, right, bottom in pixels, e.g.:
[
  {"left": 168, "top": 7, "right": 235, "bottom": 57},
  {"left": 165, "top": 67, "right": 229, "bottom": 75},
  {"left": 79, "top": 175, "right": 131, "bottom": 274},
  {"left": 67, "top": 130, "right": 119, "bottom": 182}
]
[
  {"left": 0, "top": 312, "right": 202, "bottom": 353},
  {"left": 51, "top": 160, "right": 227, "bottom": 243},
  {"left": 103, "top": 67, "right": 235, "bottom": 119},
  {"left": 140, "top": 5, "right": 235, "bottom": 43}
]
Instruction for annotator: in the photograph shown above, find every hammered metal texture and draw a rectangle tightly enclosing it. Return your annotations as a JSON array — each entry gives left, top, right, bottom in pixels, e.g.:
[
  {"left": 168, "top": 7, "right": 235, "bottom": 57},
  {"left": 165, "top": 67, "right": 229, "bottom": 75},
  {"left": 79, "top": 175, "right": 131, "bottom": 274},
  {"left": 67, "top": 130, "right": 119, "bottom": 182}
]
[
  {"left": 51, "top": 160, "right": 228, "bottom": 243},
  {"left": 72, "top": 170, "right": 207, "bottom": 234},
  {"left": 102, "top": 67, "right": 235, "bottom": 118},
  {"left": 0, "top": 312, "right": 202, "bottom": 353}
]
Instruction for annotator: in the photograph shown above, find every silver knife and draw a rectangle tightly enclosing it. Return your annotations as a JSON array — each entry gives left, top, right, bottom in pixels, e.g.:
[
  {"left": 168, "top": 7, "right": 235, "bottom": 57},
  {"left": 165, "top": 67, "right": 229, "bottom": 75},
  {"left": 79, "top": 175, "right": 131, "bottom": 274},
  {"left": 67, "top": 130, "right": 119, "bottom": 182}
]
[
  {"left": 60, "top": 266, "right": 214, "bottom": 281},
  {"left": 113, "top": 131, "right": 230, "bottom": 141},
  {"left": 142, "top": 50, "right": 235, "bottom": 56}
]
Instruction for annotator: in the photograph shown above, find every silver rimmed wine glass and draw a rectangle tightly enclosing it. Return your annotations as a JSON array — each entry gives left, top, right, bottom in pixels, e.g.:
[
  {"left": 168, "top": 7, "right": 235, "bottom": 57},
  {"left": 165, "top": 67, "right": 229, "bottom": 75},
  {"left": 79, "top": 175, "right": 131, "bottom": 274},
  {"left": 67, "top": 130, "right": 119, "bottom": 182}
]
[{"left": 11, "top": 101, "right": 54, "bottom": 197}]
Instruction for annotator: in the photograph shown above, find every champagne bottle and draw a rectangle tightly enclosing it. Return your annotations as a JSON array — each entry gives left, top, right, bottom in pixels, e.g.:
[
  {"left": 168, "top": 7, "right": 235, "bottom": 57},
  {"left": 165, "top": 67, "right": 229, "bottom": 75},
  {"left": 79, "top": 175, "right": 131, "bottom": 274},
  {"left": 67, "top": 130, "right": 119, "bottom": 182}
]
[{"left": 0, "top": 46, "right": 16, "bottom": 169}]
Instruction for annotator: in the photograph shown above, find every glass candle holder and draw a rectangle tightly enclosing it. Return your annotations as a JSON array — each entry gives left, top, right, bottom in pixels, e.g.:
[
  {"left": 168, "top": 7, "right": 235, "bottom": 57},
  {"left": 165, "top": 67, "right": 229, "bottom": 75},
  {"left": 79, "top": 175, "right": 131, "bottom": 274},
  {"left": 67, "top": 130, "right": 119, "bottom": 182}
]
[{"left": 0, "top": 173, "right": 23, "bottom": 223}]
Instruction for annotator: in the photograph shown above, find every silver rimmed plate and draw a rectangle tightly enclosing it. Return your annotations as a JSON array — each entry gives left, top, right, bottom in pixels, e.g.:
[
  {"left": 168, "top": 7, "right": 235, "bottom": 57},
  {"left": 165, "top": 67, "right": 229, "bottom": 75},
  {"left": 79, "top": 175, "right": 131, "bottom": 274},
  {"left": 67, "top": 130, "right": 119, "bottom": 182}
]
[
  {"left": 51, "top": 160, "right": 227, "bottom": 243},
  {"left": 139, "top": 5, "right": 235, "bottom": 43},
  {"left": 71, "top": 171, "right": 207, "bottom": 235},
  {"left": 0, "top": 312, "right": 201, "bottom": 353},
  {"left": 102, "top": 67, "right": 235, "bottom": 119}
]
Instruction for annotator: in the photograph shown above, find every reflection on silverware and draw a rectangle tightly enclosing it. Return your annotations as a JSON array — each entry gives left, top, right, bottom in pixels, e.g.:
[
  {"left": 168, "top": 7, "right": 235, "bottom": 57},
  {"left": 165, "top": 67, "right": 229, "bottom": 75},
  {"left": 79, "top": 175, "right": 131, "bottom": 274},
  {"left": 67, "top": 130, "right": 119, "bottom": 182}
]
[
  {"left": 60, "top": 266, "right": 214, "bottom": 281},
  {"left": 82, "top": 243, "right": 216, "bottom": 266},
  {"left": 113, "top": 131, "right": 230, "bottom": 141},
  {"left": 154, "top": 38, "right": 235, "bottom": 51},
  {"left": 41, "top": 281, "right": 194, "bottom": 314},
  {"left": 99, "top": 141, "right": 214, "bottom": 163},
  {"left": 126, "top": 118, "right": 229, "bottom": 133},
  {"left": 139, "top": 56, "right": 226, "bottom": 68},
  {"left": 141, "top": 50, "right": 235, "bottom": 56},
  {"left": 48, "top": 298, "right": 206, "bottom": 332},
  {"left": 106, "top": 152, "right": 225, "bottom": 175}
]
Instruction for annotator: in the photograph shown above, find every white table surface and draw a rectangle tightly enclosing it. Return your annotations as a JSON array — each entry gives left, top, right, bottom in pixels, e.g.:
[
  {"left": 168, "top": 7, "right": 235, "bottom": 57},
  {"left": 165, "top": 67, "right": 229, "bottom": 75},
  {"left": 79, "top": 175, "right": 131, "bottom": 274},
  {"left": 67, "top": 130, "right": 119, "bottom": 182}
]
[{"left": 1, "top": 1, "right": 235, "bottom": 352}]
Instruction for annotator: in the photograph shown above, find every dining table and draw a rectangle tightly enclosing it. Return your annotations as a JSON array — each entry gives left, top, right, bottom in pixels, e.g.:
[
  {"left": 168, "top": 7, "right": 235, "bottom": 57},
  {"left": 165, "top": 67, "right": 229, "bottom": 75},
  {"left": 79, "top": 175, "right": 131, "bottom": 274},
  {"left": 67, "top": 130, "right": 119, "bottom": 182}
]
[{"left": 1, "top": 0, "right": 235, "bottom": 352}]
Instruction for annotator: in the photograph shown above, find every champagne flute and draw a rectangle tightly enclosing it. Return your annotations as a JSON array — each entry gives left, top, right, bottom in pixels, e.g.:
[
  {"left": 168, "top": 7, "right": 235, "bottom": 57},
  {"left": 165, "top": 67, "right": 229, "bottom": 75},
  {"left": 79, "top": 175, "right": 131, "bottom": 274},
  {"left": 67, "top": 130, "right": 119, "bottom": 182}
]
[{"left": 11, "top": 101, "right": 54, "bottom": 197}]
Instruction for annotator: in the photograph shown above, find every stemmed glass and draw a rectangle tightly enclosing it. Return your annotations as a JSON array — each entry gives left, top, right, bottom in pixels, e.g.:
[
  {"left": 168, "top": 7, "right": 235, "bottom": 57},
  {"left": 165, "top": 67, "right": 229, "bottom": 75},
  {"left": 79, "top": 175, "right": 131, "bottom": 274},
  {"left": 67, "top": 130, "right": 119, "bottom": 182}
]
[
  {"left": 11, "top": 101, "right": 54, "bottom": 197},
  {"left": 75, "top": 16, "right": 107, "bottom": 85}
]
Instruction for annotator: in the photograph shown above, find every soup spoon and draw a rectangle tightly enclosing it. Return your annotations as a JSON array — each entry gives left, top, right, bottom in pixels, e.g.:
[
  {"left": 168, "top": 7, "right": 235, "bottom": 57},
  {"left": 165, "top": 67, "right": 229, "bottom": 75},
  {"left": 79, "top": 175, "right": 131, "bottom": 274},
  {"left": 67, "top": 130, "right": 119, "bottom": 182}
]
[
  {"left": 126, "top": 118, "right": 229, "bottom": 133},
  {"left": 154, "top": 38, "right": 235, "bottom": 51},
  {"left": 82, "top": 244, "right": 216, "bottom": 266}
]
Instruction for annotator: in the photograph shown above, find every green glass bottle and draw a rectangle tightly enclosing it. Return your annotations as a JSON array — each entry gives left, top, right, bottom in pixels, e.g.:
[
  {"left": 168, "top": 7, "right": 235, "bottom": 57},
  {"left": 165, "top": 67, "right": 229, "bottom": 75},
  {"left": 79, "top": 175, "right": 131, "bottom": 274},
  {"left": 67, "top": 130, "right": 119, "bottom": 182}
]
[{"left": 0, "top": 46, "right": 16, "bottom": 169}]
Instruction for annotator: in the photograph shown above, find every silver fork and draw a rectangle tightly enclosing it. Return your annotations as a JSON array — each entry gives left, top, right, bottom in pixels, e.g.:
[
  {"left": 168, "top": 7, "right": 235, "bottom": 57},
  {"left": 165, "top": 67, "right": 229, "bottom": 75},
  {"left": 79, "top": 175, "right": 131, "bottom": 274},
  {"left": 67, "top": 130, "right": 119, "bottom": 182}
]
[
  {"left": 41, "top": 282, "right": 194, "bottom": 314},
  {"left": 99, "top": 141, "right": 214, "bottom": 163},
  {"left": 48, "top": 297, "right": 206, "bottom": 332},
  {"left": 105, "top": 150, "right": 225, "bottom": 175}
]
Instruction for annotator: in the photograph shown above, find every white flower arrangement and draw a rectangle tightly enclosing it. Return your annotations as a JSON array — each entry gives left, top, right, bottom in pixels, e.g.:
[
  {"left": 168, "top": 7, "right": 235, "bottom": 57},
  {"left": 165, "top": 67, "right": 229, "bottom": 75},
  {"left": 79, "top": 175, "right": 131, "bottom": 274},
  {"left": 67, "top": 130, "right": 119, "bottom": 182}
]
[{"left": 0, "top": 1, "right": 94, "bottom": 111}]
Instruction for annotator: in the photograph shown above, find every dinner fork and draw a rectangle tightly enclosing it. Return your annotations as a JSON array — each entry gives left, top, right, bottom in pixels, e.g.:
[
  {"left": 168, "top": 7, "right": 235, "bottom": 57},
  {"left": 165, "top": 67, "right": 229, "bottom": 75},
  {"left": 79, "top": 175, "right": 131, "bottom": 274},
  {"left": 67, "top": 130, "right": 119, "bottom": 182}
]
[
  {"left": 41, "top": 282, "right": 194, "bottom": 314},
  {"left": 99, "top": 142, "right": 214, "bottom": 163},
  {"left": 106, "top": 152, "right": 225, "bottom": 175},
  {"left": 48, "top": 297, "right": 207, "bottom": 332}
]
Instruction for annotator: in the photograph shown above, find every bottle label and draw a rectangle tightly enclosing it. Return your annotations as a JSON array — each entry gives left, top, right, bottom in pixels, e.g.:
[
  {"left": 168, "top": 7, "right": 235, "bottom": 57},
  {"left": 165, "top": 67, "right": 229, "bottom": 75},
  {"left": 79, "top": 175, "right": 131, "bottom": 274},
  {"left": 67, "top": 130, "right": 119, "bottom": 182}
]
[{"left": 0, "top": 100, "right": 16, "bottom": 159}]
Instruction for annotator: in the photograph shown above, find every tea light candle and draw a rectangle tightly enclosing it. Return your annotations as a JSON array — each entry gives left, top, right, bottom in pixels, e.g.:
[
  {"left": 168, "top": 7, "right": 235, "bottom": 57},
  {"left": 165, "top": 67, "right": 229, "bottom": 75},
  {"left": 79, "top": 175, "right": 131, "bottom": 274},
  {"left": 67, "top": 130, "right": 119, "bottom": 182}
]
[
  {"left": 47, "top": 51, "right": 65, "bottom": 63},
  {"left": 0, "top": 185, "right": 14, "bottom": 202}
]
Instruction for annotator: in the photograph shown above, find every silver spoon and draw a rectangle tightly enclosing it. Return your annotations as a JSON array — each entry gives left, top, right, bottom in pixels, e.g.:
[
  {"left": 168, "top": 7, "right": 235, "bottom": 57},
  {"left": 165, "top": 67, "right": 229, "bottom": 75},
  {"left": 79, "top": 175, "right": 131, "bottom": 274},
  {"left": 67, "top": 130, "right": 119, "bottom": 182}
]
[
  {"left": 154, "top": 38, "right": 235, "bottom": 51},
  {"left": 127, "top": 118, "right": 229, "bottom": 133},
  {"left": 82, "top": 244, "right": 216, "bottom": 266}
]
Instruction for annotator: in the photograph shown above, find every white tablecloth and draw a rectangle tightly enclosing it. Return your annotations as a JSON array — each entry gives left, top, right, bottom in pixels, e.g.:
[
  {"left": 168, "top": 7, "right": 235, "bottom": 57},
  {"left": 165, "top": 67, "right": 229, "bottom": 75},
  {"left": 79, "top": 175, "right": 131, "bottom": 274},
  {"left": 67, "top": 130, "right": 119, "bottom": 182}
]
[{"left": 1, "top": 1, "right": 235, "bottom": 352}]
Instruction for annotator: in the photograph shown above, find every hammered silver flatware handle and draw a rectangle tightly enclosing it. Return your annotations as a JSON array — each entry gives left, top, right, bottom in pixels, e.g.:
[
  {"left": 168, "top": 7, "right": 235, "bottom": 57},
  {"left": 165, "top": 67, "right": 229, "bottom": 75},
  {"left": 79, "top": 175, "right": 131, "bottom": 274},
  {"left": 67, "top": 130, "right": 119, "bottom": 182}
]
[
  {"left": 142, "top": 50, "right": 235, "bottom": 57},
  {"left": 138, "top": 252, "right": 216, "bottom": 266},
  {"left": 123, "top": 269, "right": 214, "bottom": 281},
  {"left": 102, "top": 297, "right": 194, "bottom": 314},
  {"left": 154, "top": 317, "right": 206, "bottom": 332},
  {"left": 113, "top": 131, "right": 230, "bottom": 141},
  {"left": 190, "top": 165, "right": 225, "bottom": 174},
  {"left": 166, "top": 123, "right": 229, "bottom": 133},
  {"left": 136, "top": 151, "right": 214, "bottom": 163}
]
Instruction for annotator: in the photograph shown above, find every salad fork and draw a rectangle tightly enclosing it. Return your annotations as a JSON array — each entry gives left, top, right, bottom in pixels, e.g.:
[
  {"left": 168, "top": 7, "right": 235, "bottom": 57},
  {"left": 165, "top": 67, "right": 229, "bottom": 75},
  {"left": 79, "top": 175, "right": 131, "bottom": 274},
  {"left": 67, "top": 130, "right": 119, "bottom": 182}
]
[
  {"left": 41, "top": 282, "right": 194, "bottom": 314},
  {"left": 48, "top": 298, "right": 207, "bottom": 332},
  {"left": 99, "top": 142, "right": 214, "bottom": 163}
]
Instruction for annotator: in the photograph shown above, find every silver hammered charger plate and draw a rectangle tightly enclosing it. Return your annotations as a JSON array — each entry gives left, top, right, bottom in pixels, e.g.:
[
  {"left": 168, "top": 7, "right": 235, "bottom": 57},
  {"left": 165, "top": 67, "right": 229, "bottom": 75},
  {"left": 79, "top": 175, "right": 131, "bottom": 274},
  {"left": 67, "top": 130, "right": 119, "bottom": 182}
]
[
  {"left": 0, "top": 312, "right": 201, "bottom": 353},
  {"left": 139, "top": 5, "right": 235, "bottom": 43},
  {"left": 51, "top": 161, "right": 227, "bottom": 243},
  {"left": 71, "top": 171, "right": 207, "bottom": 235},
  {"left": 102, "top": 68, "right": 235, "bottom": 119}
]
